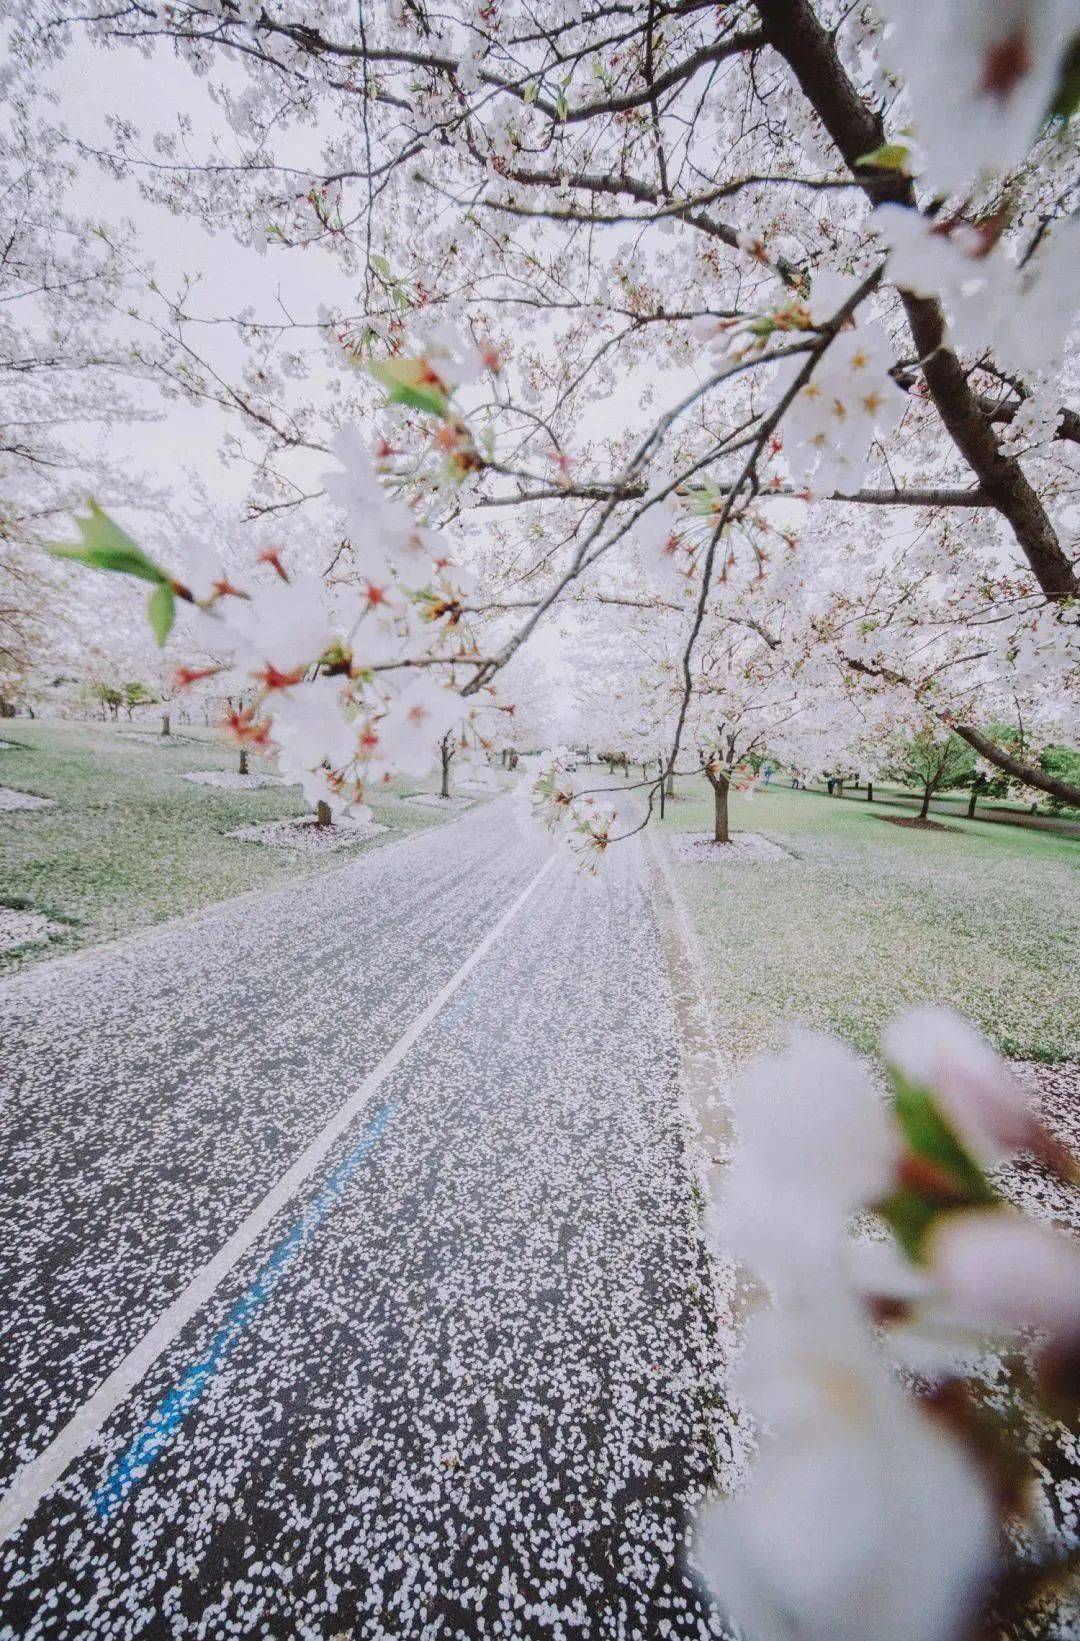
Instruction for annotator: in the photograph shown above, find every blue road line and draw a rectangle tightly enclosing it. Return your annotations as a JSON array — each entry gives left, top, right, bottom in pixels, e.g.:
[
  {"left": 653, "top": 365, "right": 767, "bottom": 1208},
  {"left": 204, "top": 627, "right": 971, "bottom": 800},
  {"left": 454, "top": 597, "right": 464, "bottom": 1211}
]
[{"left": 93, "top": 1101, "right": 393, "bottom": 1520}]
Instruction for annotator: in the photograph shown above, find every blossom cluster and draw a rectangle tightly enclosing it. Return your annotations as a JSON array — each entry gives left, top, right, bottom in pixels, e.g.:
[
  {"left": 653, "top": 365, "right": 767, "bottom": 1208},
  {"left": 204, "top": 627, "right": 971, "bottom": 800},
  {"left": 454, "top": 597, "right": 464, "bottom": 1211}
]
[
  {"left": 634, "top": 496, "right": 701, "bottom": 596},
  {"left": 875, "top": 0, "right": 1078, "bottom": 198},
  {"left": 172, "top": 421, "right": 502, "bottom": 814},
  {"left": 53, "top": 332, "right": 513, "bottom": 814},
  {"left": 528, "top": 749, "right": 619, "bottom": 870},
  {"left": 773, "top": 277, "right": 907, "bottom": 497},
  {"left": 874, "top": 204, "right": 1079, "bottom": 382},
  {"left": 696, "top": 1008, "right": 1080, "bottom": 1640}
]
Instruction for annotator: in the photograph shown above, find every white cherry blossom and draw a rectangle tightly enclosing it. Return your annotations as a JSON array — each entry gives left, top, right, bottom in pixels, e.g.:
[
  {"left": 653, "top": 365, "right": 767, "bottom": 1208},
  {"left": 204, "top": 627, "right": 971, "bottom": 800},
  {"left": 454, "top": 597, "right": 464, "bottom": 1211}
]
[
  {"left": 875, "top": 0, "right": 1077, "bottom": 195},
  {"left": 696, "top": 1295, "right": 995, "bottom": 1641},
  {"left": 883, "top": 1005, "right": 1042, "bottom": 1165}
]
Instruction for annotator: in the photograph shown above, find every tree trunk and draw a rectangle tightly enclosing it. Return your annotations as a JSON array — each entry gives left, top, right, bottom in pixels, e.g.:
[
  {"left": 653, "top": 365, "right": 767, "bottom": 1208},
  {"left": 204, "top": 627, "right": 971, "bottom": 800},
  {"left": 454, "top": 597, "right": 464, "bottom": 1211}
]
[
  {"left": 440, "top": 735, "right": 453, "bottom": 798},
  {"left": 711, "top": 775, "right": 731, "bottom": 844},
  {"left": 755, "top": 0, "right": 1078, "bottom": 606},
  {"left": 315, "top": 799, "right": 332, "bottom": 828},
  {"left": 665, "top": 767, "right": 675, "bottom": 798},
  {"left": 509, "top": 749, "right": 518, "bottom": 770},
  {"left": 920, "top": 785, "right": 932, "bottom": 820},
  {"left": 161, "top": 712, "right": 170, "bottom": 738},
  {"left": 866, "top": 781, "right": 873, "bottom": 802},
  {"left": 967, "top": 786, "right": 977, "bottom": 818},
  {"left": 834, "top": 778, "right": 844, "bottom": 799},
  {"left": 238, "top": 749, "right": 249, "bottom": 777},
  {"left": 658, "top": 759, "right": 666, "bottom": 820}
]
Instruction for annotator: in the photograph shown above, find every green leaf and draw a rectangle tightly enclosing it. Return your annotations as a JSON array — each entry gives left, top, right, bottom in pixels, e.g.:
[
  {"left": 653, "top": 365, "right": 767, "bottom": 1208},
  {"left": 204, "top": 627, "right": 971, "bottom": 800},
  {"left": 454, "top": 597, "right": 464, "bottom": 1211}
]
[
  {"left": 48, "top": 501, "right": 166, "bottom": 586},
  {"left": 888, "top": 1066, "right": 998, "bottom": 1204},
  {"left": 877, "top": 1186, "right": 940, "bottom": 1261},
  {"left": 369, "top": 252, "right": 391, "bottom": 279},
  {"left": 554, "top": 87, "right": 569, "bottom": 121},
  {"left": 1047, "top": 36, "right": 1080, "bottom": 122},
  {"left": 368, "top": 356, "right": 449, "bottom": 418},
  {"left": 856, "top": 140, "right": 914, "bottom": 173},
  {"left": 523, "top": 80, "right": 539, "bottom": 104},
  {"left": 147, "top": 580, "right": 176, "bottom": 647}
]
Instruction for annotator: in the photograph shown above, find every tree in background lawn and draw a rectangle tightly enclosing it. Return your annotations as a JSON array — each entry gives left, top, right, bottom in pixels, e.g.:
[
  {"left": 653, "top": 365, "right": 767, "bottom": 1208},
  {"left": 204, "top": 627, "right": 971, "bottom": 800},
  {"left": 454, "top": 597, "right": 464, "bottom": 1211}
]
[{"left": 882, "top": 726, "right": 977, "bottom": 822}]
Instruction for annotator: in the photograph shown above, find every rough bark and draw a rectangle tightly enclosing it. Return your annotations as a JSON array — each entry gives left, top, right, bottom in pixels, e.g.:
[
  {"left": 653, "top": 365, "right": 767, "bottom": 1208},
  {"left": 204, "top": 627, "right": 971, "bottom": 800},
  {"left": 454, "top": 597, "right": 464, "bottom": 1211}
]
[
  {"left": 705, "top": 770, "right": 731, "bottom": 842},
  {"left": 754, "top": 0, "right": 1078, "bottom": 603},
  {"left": 920, "top": 785, "right": 932, "bottom": 820},
  {"left": 238, "top": 748, "right": 249, "bottom": 777},
  {"left": 315, "top": 799, "right": 332, "bottom": 827}
]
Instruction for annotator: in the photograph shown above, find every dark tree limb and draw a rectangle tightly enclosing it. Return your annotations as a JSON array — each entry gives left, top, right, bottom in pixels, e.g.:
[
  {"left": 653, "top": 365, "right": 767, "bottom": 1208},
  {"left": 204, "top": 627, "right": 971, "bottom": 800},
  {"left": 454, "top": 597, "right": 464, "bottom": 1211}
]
[
  {"left": 841, "top": 654, "right": 1080, "bottom": 806},
  {"left": 754, "top": 0, "right": 1079, "bottom": 603}
]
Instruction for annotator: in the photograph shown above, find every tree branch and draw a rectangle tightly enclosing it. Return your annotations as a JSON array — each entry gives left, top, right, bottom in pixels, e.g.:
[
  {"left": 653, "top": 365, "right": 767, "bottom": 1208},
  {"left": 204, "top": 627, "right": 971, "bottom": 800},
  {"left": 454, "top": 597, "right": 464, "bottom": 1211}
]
[{"left": 755, "top": 0, "right": 1079, "bottom": 603}]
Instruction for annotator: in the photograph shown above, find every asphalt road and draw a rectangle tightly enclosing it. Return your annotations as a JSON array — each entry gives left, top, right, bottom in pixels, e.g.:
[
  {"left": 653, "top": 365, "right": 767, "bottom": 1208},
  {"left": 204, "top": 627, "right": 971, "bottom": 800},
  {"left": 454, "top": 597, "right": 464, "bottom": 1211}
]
[{"left": 0, "top": 792, "right": 726, "bottom": 1638}]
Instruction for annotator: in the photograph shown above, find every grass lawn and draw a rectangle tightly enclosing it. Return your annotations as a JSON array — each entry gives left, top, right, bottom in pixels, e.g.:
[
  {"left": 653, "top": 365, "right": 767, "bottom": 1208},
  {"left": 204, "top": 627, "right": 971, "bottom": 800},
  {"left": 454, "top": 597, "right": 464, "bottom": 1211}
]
[
  {"left": 0, "top": 719, "right": 496, "bottom": 974},
  {"left": 658, "top": 776, "right": 1080, "bottom": 1067},
  {"left": 801, "top": 777, "right": 1080, "bottom": 831}
]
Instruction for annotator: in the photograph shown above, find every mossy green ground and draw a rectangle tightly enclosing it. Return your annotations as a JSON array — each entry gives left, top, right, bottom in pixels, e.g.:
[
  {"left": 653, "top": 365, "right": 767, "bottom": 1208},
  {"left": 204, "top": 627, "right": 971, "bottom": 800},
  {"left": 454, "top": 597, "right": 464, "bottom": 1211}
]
[
  {"left": 0, "top": 720, "right": 490, "bottom": 974},
  {"left": 659, "top": 777, "right": 1080, "bottom": 1066}
]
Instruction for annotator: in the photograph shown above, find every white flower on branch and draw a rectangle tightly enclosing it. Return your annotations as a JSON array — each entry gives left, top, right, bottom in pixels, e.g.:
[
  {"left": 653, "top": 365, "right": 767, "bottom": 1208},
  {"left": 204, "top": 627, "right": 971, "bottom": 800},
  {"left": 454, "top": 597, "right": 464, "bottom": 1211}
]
[
  {"left": 269, "top": 674, "right": 363, "bottom": 817},
  {"left": 874, "top": 205, "right": 1080, "bottom": 378},
  {"left": 713, "top": 1030, "right": 898, "bottom": 1301},
  {"left": 875, "top": 0, "right": 1078, "bottom": 196},
  {"left": 378, "top": 675, "right": 463, "bottom": 779},
  {"left": 883, "top": 1005, "right": 1042, "bottom": 1166},
  {"left": 775, "top": 323, "right": 906, "bottom": 495},
  {"left": 225, "top": 573, "right": 339, "bottom": 686},
  {"left": 696, "top": 1294, "right": 995, "bottom": 1641},
  {"left": 924, "top": 1210, "right": 1080, "bottom": 1347}
]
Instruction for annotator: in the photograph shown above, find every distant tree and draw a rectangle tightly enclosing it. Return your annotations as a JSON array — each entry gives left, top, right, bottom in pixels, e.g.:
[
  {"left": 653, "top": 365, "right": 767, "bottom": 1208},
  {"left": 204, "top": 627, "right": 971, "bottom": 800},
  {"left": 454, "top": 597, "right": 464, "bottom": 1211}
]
[
  {"left": 965, "top": 772, "right": 989, "bottom": 819},
  {"left": 122, "top": 680, "right": 156, "bottom": 719},
  {"left": 1040, "top": 746, "right": 1080, "bottom": 815},
  {"left": 884, "top": 728, "right": 976, "bottom": 821},
  {"left": 89, "top": 679, "right": 122, "bottom": 721},
  {"left": 439, "top": 729, "right": 456, "bottom": 799}
]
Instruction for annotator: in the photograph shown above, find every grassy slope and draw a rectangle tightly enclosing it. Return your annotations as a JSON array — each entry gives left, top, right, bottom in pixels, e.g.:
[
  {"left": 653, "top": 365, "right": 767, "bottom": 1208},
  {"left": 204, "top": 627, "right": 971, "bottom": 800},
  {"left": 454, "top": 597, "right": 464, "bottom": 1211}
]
[
  {"left": 0, "top": 720, "right": 486, "bottom": 973},
  {"left": 659, "top": 777, "right": 1080, "bottom": 1065}
]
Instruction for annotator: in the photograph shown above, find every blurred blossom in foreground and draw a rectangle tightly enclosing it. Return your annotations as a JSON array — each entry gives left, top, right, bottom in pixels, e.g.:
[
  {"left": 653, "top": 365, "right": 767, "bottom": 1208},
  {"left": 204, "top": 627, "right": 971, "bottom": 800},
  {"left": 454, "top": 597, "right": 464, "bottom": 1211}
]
[{"left": 695, "top": 1011, "right": 1080, "bottom": 1640}]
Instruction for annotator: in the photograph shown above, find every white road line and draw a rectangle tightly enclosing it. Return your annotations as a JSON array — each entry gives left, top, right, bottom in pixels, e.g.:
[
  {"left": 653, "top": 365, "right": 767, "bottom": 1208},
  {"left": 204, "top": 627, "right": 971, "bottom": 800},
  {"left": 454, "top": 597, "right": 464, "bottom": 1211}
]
[{"left": 0, "top": 851, "right": 558, "bottom": 1547}]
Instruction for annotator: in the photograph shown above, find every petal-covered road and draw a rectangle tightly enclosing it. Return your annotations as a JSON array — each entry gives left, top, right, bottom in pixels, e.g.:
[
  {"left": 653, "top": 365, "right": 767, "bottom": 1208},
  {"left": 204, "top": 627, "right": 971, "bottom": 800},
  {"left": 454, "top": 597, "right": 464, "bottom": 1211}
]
[{"left": 0, "top": 795, "right": 726, "bottom": 1638}]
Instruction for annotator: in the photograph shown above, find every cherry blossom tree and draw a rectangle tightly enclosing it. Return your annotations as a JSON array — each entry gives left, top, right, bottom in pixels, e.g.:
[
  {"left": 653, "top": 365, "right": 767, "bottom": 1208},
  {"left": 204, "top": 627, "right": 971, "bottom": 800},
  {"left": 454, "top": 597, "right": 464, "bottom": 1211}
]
[
  {"left": 5, "top": 0, "right": 1076, "bottom": 811},
  {"left": 5, "top": 7, "right": 1080, "bottom": 1634}
]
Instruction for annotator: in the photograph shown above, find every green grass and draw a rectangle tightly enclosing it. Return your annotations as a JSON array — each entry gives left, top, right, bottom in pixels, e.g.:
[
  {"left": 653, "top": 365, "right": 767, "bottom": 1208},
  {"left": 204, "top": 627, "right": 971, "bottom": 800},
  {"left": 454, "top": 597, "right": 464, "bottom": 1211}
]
[
  {"left": 0, "top": 719, "right": 493, "bottom": 973},
  {"left": 801, "top": 778, "right": 1080, "bottom": 829},
  {"left": 660, "top": 778, "right": 1080, "bottom": 1066}
]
